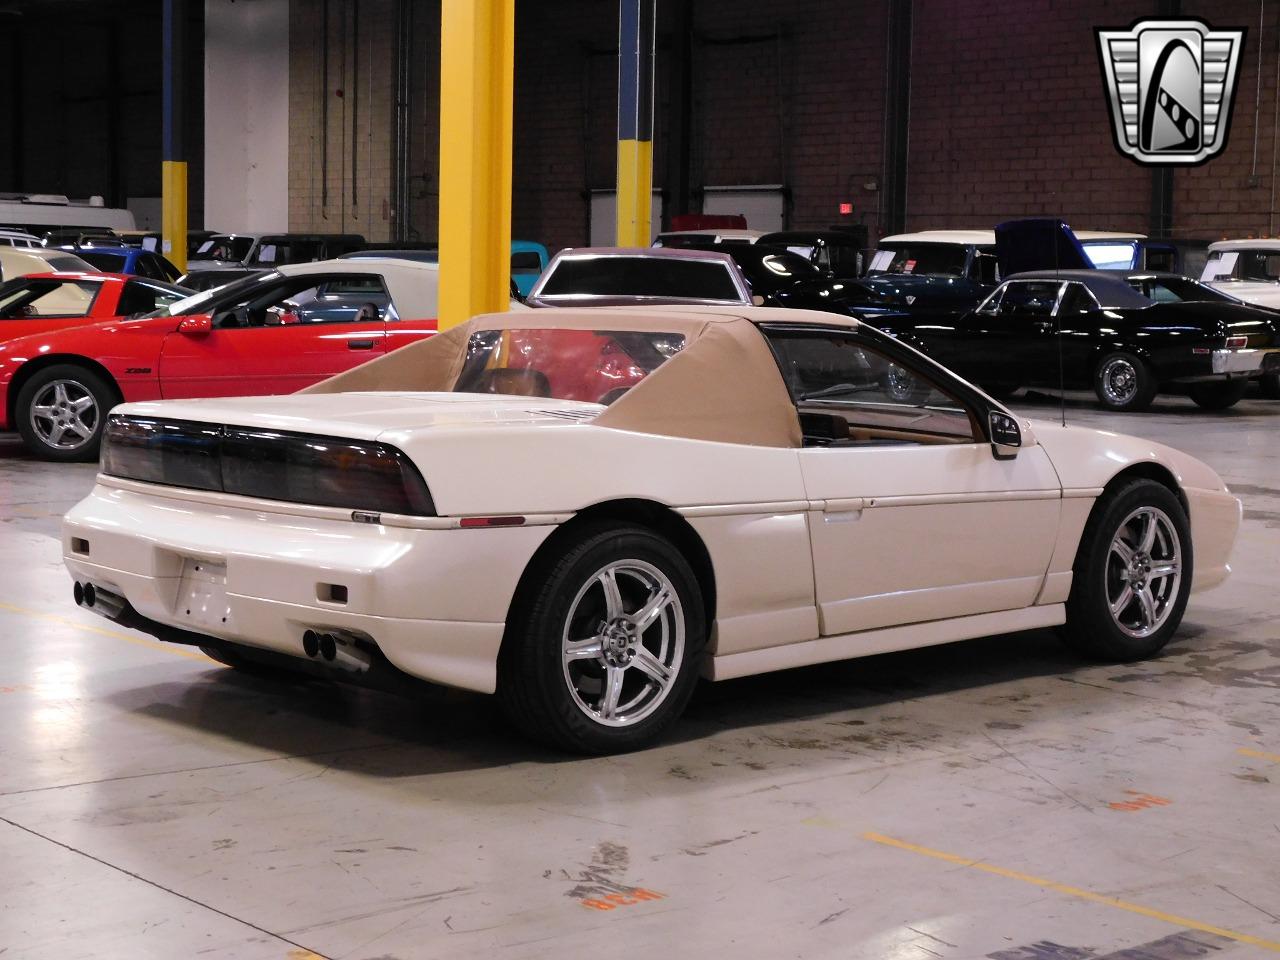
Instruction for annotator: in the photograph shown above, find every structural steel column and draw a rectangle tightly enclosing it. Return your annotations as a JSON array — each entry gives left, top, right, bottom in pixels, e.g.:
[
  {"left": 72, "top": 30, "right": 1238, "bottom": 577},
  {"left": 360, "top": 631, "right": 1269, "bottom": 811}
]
[
  {"left": 881, "top": 0, "right": 912, "bottom": 237},
  {"left": 162, "top": 0, "right": 188, "bottom": 273},
  {"left": 661, "top": 0, "right": 693, "bottom": 229},
  {"left": 438, "top": 0, "right": 514, "bottom": 329},
  {"left": 616, "top": 0, "right": 655, "bottom": 246}
]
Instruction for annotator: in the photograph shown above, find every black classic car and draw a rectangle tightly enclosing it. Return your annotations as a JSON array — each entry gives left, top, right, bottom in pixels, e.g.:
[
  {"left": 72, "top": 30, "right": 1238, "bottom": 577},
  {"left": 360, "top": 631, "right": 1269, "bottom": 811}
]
[
  {"left": 873, "top": 270, "right": 1280, "bottom": 411},
  {"left": 757, "top": 230, "right": 867, "bottom": 279}
]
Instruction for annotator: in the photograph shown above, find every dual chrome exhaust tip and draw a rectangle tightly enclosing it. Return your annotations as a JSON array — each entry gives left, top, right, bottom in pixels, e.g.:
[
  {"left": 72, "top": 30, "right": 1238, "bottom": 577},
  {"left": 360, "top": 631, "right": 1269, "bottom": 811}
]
[
  {"left": 302, "top": 629, "right": 372, "bottom": 674},
  {"left": 72, "top": 581, "right": 125, "bottom": 619}
]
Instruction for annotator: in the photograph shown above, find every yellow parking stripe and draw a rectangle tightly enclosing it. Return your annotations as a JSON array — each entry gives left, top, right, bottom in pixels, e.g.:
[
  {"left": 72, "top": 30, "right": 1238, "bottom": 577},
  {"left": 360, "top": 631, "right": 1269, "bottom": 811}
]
[
  {"left": 0, "top": 601, "right": 210, "bottom": 662},
  {"left": 861, "top": 831, "right": 1280, "bottom": 953},
  {"left": 1238, "top": 747, "right": 1280, "bottom": 764}
]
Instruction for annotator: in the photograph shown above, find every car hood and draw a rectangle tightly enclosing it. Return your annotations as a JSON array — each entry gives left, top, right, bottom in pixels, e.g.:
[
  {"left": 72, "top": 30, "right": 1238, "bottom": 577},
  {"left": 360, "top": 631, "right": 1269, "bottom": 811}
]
[
  {"left": 111, "top": 391, "right": 607, "bottom": 442},
  {"left": 0, "top": 314, "right": 183, "bottom": 362},
  {"left": 1028, "top": 419, "right": 1228, "bottom": 493}
]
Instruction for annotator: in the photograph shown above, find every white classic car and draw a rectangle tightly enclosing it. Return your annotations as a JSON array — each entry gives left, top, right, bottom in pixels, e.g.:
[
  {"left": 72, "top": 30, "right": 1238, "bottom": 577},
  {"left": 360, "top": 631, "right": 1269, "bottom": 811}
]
[
  {"left": 63, "top": 307, "right": 1241, "bottom": 753},
  {"left": 1200, "top": 240, "right": 1280, "bottom": 397},
  {"left": 1201, "top": 239, "right": 1280, "bottom": 309}
]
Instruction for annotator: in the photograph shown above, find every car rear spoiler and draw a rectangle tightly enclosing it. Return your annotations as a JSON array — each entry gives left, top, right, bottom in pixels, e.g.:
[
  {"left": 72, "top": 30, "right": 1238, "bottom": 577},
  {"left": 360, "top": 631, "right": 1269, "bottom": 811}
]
[{"left": 994, "top": 218, "right": 1093, "bottom": 275}]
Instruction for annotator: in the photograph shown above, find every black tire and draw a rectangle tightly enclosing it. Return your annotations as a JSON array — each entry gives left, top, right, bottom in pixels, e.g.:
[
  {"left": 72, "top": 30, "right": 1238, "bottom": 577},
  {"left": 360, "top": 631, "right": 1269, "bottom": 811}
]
[
  {"left": 1259, "top": 373, "right": 1280, "bottom": 399},
  {"left": 199, "top": 642, "right": 292, "bottom": 678},
  {"left": 1093, "top": 352, "right": 1157, "bottom": 412},
  {"left": 498, "top": 523, "right": 706, "bottom": 754},
  {"left": 1188, "top": 379, "right": 1248, "bottom": 411},
  {"left": 1059, "top": 478, "right": 1193, "bottom": 662},
  {"left": 14, "top": 363, "right": 117, "bottom": 462},
  {"left": 200, "top": 644, "right": 255, "bottom": 670}
]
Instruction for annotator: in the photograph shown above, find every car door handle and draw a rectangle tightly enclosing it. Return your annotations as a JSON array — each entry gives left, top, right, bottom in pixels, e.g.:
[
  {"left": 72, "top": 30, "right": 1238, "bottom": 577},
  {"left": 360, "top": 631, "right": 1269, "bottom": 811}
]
[{"left": 347, "top": 338, "right": 377, "bottom": 350}]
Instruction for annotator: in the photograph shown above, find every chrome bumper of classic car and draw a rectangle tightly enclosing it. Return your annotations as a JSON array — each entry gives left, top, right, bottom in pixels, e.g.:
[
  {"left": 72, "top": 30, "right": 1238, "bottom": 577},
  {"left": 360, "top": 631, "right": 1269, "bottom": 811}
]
[{"left": 1210, "top": 348, "right": 1272, "bottom": 375}]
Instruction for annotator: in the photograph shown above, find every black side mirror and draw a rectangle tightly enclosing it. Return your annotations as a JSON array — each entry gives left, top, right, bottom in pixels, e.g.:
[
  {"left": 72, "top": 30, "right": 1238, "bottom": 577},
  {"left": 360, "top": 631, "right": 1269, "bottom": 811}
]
[{"left": 989, "top": 410, "right": 1021, "bottom": 461}]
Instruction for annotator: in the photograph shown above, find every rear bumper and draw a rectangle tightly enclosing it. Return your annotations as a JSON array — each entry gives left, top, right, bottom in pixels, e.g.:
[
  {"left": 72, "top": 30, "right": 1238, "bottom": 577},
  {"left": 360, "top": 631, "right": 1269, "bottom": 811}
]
[
  {"left": 1211, "top": 348, "right": 1267, "bottom": 376},
  {"left": 62, "top": 481, "right": 555, "bottom": 693}
]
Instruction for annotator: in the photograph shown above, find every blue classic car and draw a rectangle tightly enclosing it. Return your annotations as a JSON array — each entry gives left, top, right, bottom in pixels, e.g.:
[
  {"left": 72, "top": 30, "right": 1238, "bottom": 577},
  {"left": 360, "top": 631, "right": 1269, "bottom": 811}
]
[{"left": 52, "top": 241, "right": 183, "bottom": 283}]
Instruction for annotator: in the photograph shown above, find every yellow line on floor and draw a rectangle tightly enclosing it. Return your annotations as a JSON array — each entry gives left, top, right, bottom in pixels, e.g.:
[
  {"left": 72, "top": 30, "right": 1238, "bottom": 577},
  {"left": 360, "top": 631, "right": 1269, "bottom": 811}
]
[
  {"left": 0, "top": 600, "right": 210, "bottom": 662},
  {"left": 1238, "top": 747, "right": 1280, "bottom": 764},
  {"left": 861, "top": 831, "right": 1280, "bottom": 953}
]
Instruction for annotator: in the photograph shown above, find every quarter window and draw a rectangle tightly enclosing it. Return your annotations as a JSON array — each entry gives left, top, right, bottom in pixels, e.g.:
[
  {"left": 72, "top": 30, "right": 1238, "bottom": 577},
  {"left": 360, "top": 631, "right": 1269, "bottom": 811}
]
[{"left": 997, "top": 281, "right": 1060, "bottom": 318}]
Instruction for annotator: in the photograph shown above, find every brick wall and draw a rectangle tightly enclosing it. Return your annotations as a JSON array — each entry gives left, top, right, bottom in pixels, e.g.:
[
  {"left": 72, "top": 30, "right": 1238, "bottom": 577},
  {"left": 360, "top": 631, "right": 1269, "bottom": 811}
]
[
  {"left": 288, "top": 0, "right": 398, "bottom": 241},
  {"left": 1179, "top": 0, "right": 1280, "bottom": 238},
  {"left": 908, "top": 0, "right": 1154, "bottom": 235},
  {"left": 282, "top": 0, "right": 1280, "bottom": 251}
]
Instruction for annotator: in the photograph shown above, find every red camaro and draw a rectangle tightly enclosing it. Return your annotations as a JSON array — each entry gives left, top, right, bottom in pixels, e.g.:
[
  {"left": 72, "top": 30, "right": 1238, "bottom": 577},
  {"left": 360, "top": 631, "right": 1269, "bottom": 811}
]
[
  {"left": 0, "top": 272, "right": 190, "bottom": 343},
  {"left": 0, "top": 261, "right": 439, "bottom": 461}
]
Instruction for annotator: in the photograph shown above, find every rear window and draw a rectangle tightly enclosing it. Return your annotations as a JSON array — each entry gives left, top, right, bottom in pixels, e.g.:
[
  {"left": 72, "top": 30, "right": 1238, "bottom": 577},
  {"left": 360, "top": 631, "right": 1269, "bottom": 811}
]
[
  {"left": 78, "top": 251, "right": 128, "bottom": 271},
  {"left": 1082, "top": 241, "right": 1139, "bottom": 270},
  {"left": 454, "top": 328, "right": 686, "bottom": 405},
  {"left": 537, "top": 256, "right": 742, "bottom": 302},
  {"left": 0, "top": 278, "right": 101, "bottom": 318}
]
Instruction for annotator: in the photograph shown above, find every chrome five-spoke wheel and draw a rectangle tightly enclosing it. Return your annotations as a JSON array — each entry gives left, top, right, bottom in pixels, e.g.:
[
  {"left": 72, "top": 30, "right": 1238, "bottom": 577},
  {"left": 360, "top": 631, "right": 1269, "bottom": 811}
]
[
  {"left": 499, "top": 524, "right": 705, "bottom": 753},
  {"left": 561, "top": 559, "right": 684, "bottom": 727},
  {"left": 1105, "top": 506, "right": 1182, "bottom": 639},
  {"left": 1061, "top": 477, "right": 1192, "bottom": 662},
  {"left": 29, "top": 379, "right": 99, "bottom": 452},
  {"left": 16, "top": 364, "right": 116, "bottom": 462}
]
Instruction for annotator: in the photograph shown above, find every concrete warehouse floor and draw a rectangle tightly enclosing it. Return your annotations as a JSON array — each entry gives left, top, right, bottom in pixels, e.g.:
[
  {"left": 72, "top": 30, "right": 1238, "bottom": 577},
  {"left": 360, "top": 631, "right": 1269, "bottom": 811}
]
[{"left": 0, "top": 391, "right": 1278, "bottom": 960}]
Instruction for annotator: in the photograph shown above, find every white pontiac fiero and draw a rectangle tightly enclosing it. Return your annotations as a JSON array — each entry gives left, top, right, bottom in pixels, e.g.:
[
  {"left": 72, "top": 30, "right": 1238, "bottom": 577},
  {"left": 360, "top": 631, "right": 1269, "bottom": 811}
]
[{"left": 63, "top": 307, "right": 1241, "bottom": 753}]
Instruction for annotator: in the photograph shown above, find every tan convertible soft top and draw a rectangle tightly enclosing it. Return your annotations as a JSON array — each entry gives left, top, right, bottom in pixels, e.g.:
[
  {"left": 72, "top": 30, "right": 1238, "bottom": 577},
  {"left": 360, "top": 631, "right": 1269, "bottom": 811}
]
[{"left": 304, "top": 306, "right": 861, "bottom": 447}]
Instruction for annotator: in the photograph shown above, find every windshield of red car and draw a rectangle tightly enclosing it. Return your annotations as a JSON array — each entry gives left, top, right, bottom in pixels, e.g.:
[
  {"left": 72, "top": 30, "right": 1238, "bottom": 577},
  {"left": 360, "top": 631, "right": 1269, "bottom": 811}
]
[{"left": 453, "top": 328, "right": 686, "bottom": 405}]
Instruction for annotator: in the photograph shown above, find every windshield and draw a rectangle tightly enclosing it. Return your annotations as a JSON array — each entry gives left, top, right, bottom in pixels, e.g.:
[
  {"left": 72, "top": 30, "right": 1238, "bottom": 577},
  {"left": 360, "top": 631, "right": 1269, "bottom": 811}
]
[
  {"left": 454, "top": 328, "right": 686, "bottom": 405},
  {"left": 161, "top": 271, "right": 282, "bottom": 316},
  {"left": 192, "top": 236, "right": 256, "bottom": 263},
  {"left": 868, "top": 243, "right": 968, "bottom": 278},
  {"left": 1082, "top": 240, "right": 1139, "bottom": 270}
]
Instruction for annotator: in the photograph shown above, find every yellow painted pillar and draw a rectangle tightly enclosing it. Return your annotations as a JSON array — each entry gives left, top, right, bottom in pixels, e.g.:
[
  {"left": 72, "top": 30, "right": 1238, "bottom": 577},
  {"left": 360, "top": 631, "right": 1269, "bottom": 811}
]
[
  {"left": 162, "top": 161, "right": 188, "bottom": 274},
  {"left": 616, "top": 0, "right": 655, "bottom": 247},
  {"left": 438, "top": 0, "right": 515, "bottom": 330},
  {"left": 161, "top": 0, "right": 188, "bottom": 273}
]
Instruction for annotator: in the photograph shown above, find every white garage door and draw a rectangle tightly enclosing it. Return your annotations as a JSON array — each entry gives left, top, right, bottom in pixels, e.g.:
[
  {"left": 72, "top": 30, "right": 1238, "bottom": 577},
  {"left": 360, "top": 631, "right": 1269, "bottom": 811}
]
[
  {"left": 589, "top": 190, "right": 666, "bottom": 246},
  {"left": 701, "top": 185, "right": 785, "bottom": 233}
]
